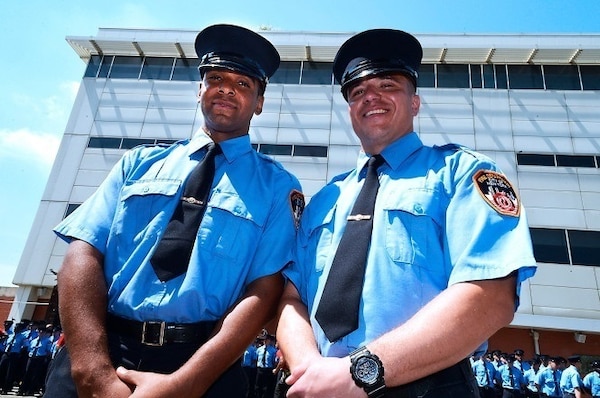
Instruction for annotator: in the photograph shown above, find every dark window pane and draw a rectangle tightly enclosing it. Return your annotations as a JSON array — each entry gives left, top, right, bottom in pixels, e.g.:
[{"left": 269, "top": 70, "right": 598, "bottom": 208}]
[
  {"left": 65, "top": 203, "right": 81, "bottom": 218},
  {"left": 271, "top": 61, "right": 301, "bottom": 84},
  {"left": 98, "top": 56, "right": 113, "bottom": 78},
  {"left": 84, "top": 55, "right": 102, "bottom": 78},
  {"left": 141, "top": 57, "right": 174, "bottom": 80},
  {"left": 596, "top": 156, "right": 600, "bottom": 168},
  {"left": 294, "top": 145, "right": 328, "bottom": 157},
  {"left": 109, "top": 56, "right": 143, "bottom": 79},
  {"left": 556, "top": 155, "right": 595, "bottom": 168},
  {"left": 495, "top": 65, "right": 508, "bottom": 89},
  {"left": 121, "top": 138, "right": 156, "bottom": 149},
  {"left": 172, "top": 58, "right": 201, "bottom": 81},
  {"left": 530, "top": 228, "right": 569, "bottom": 264},
  {"left": 508, "top": 65, "right": 543, "bottom": 89},
  {"left": 581, "top": 65, "right": 600, "bottom": 90},
  {"left": 470, "top": 64, "right": 482, "bottom": 88},
  {"left": 568, "top": 230, "right": 600, "bottom": 266},
  {"left": 251, "top": 143, "right": 259, "bottom": 151},
  {"left": 156, "top": 139, "right": 178, "bottom": 145},
  {"left": 437, "top": 64, "right": 470, "bottom": 88},
  {"left": 544, "top": 65, "right": 581, "bottom": 90},
  {"left": 259, "top": 144, "right": 292, "bottom": 156},
  {"left": 517, "top": 153, "right": 555, "bottom": 166},
  {"left": 418, "top": 64, "right": 435, "bottom": 87},
  {"left": 88, "top": 137, "right": 121, "bottom": 149},
  {"left": 301, "top": 62, "right": 333, "bottom": 85},
  {"left": 483, "top": 64, "right": 495, "bottom": 88}
]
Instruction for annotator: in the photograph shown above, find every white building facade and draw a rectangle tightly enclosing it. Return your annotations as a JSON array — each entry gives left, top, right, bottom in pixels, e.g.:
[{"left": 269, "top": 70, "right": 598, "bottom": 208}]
[{"left": 10, "top": 28, "right": 600, "bottom": 355}]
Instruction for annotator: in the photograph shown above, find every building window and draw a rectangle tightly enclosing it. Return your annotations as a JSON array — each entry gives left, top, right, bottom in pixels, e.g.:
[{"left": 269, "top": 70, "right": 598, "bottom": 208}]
[
  {"left": 495, "top": 65, "right": 508, "bottom": 89},
  {"left": 301, "top": 62, "right": 333, "bottom": 85},
  {"left": 530, "top": 228, "right": 570, "bottom": 264},
  {"left": 98, "top": 56, "right": 114, "bottom": 78},
  {"left": 293, "top": 145, "right": 328, "bottom": 157},
  {"left": 109, "top": 56, "right": 143, "bottom": 79},
  {"left": 470, "top": 64, "right": 483, "bottom": 88},
  {"left": 544, "top": 65, "right": 581, "bottom": 90},
  {"left": 141, "top": 57, "right": 175, "bottom": 80},
  {"left": 172, "top": 58, "right": 201, "bottom": 81},
  {"left": 418, "top": 64, "right": 435, "bottom": 88},
  {"left": 508, "top": 65, "right": 544, "bottom": 89},
  {"left": 84, "top": 55, "right": 103, "bottom": 78},
  {"left": 437, "top": 64, "right": 470, "bottom": 88},
  {"left": 271, "top": 61, "right": 301, "bottom": 84},
  {"left": 88, "top": 137, "right": 121, "bottom": 149},
  {"left": 580, "top": 65, "right": 600, "bottom": 90},
  {"left": 121, "top": 138, "right": 157, "bottom": 149},
  {"left": 517, "top": 153, "right": 555, "bottom": 166},
  {"left": 482, "top": 64, "right": 496, "bottom": 88},
  {"left": 65, "top": 204, "right": 81, "bottom": 218},
  {"left": 568, "top": 230, "right": 600, "bottom": 266},
  {"left": 556, "top": 154, "right": 596, "bottom": 168},
  {"left": 259, "top": 144, "right": 293, "bottom": 156}
]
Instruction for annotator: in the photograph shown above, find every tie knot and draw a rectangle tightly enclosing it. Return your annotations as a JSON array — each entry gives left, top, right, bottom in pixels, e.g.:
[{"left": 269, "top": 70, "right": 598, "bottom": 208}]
[
  {"left": 206, "top": 143, "right": 222, "bottom": 157},
  {"left": 368, "top": 154, "right": 385, "bottom": 169}
]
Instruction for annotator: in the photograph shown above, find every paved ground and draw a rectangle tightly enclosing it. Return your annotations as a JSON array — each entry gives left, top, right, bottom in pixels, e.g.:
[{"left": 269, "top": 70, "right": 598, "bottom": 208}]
[{"left": 0, "top": 387, "right": 39, "bottom": 397}]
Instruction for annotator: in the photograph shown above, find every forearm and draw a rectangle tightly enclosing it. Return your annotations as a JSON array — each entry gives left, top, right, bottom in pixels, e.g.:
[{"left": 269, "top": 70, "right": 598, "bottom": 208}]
[
  {"left": 276, "top": 282, "right": 321, "bottom": 371},
  {"left": 173, "top": 273, "right": 285, "bottom": 397},
  {"left": 369, "top": 275, "right": 517, "bottom": 386},
  {"left": 57, "top": 240, "right": 117, "bottom": 390}
]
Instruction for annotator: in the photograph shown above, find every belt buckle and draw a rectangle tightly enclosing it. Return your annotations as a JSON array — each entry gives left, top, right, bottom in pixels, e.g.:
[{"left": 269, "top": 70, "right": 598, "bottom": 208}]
[{"left": 141, "top": 321, "right": 166, "bottom": 346}]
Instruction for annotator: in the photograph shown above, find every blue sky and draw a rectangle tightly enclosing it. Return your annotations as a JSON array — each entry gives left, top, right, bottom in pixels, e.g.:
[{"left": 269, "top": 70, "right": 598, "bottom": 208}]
[{"left": 1, "top": 0, "right": 599, "bottom": 287}]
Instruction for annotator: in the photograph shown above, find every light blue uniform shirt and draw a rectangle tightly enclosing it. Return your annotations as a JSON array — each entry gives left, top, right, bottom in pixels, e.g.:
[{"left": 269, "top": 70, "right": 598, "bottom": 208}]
[
  {"left": 285, "top": 132, "right": 537, "bottom": 357},
  {"left": 561, "top": 365, "right": 584, "bottom": 394},
  {"left": 28, "top": 334, "right": 53, "bottom": 358},
  {"left": 55, "top": 131, "right": 301, "bottom": 323},
  {"left": 472, "top": 359, "right": 498, "bottom": 388},
  {"left": 242, "top": 344, "right": 257, "bottom": 367},
  {"left": 583, "top": 370, "right": 600, "bottom": 397},
  {"left": 536, "top": 367, "right": 562, "bottom": 397},
  {"left": 498, "top": 364, "right": 524, "bottom": 390},
  {"left": 256, "top": 344, "right": 277, "bottom": 368},
  {"left": 523, "top": 367, "right": 538, "bottom": 392}
]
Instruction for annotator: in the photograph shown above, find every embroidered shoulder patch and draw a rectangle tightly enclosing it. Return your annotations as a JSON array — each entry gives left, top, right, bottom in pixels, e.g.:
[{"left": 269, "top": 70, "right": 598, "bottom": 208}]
[
  {"left": 289, "top": 189, "right": 305, "bottom": 228},
  {"left": 473, "top": 170, "right": 520, "bottom": 217}
]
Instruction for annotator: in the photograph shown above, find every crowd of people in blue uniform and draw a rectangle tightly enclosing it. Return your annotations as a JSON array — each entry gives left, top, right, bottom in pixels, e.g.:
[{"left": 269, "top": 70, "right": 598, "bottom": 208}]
[
  {"left": 0, "top": 320, "right": 63, "bottom": 396},
  {"left": 471, "top": 348, "right": 600, "bottom": 398}
]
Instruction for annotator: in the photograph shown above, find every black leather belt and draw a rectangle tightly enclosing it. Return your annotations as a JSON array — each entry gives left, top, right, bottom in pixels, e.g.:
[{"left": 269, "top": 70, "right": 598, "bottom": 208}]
[
  {"left": 106, "top": 313, "right": 216, "bottom": 346},
  {"left": 386, "top": 359, "right": 476, "bottom": 398}
]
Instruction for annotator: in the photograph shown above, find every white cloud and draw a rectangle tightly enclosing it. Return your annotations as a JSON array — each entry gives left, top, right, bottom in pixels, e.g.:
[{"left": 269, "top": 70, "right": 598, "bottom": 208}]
[{"left": 0, "top": 128, "right": 61, "bottom": 167}]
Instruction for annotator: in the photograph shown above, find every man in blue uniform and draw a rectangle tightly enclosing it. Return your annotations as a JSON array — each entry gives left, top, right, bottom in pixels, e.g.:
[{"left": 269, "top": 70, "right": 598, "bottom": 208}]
[
  {"left": 560, "top": 356, "right": 587, "bottom": 398},
  {"left": 583, "top": 360, "right": 600, "bottom": 398},
  {"left": 277, "top": 28, "right": 537, "bottom": 398},
  {"left": 45, "top": 24, "right": 303, "bottom": 398}
]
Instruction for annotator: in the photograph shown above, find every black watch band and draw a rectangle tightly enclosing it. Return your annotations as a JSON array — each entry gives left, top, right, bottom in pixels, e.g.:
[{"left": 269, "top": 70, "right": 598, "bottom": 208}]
[{"left": 349, "top": 346, "right": 386, "bottom": 398}]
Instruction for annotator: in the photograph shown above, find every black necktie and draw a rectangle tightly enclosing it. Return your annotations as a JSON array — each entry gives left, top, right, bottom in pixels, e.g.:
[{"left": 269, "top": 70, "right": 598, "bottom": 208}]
[
  {"left": 150, "top": 143, "right": 221, "bottom": 282},
  {"left": 553, "top": 370, "right": 559, "bottom": 396},
  {"left": 315, "top": 154, "right": 384, "bottom": 342}
]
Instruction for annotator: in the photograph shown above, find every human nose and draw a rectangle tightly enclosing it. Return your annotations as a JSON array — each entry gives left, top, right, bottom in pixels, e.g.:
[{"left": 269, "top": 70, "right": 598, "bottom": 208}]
[
  {"left": 218, "top": 80, "right": 235, "bottom": 95},
  {"left": 362, "top": 84, "right": 380, "bottom": 102}
]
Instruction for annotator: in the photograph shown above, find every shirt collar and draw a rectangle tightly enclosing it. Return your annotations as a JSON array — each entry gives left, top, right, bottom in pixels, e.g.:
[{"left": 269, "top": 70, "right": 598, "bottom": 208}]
[
  {"left": 356, "top": 131, "right": 423, "bottom": 173},
  {"left": 188, "top": 130, "right": 253, "bottom": 163}
]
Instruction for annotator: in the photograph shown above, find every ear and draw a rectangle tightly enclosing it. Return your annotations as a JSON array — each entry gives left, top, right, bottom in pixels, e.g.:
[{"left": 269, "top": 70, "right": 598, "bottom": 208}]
[
  {"left": 254, "top": 95, "right": 264, "bottom": 116},
  {"left": 411, "top": 94, "right": 420, "bottom": 117}
]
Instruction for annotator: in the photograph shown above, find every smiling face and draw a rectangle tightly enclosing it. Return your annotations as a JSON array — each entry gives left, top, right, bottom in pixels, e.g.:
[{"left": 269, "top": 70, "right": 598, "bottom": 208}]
[
  {"left": 346, "top": 73, "right": 420, "bottom": 155},
  {"left": 199, "top": 69, "right": 264, "bottom": 143}
]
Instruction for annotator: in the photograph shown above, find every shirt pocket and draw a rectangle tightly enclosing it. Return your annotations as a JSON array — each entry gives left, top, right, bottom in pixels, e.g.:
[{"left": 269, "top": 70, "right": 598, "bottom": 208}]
[
  {"left": 299, "top": 205, "right": 336, "bottom": 273},
  {"left": 382, "top": 188, "right": 443, "bottom": 268},
  {"left": 116, "top": 179, "right": 182, "bottom": 236},
  {"left": 198, "top": 190, "right": 265, "bottom": 263}
]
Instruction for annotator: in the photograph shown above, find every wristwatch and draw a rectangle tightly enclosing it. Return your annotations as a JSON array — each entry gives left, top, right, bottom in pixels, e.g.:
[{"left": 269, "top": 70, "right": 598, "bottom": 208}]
[{"left": 349, "top": 346, "right": 386, "bottom": 398}]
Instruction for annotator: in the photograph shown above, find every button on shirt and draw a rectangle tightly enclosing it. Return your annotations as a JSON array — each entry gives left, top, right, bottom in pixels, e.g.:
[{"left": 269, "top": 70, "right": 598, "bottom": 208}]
[
  {"left": 54, "top": 132, "right": 301, "bottom": 323},
  {"left": 285, "top": 132, "right": 537, "bottom": 357}
]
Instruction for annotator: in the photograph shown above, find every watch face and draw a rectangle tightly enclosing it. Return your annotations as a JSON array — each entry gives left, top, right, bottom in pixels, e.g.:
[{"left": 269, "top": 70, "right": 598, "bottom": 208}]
[{"left": 355, "top": 356, "right": 380, "bottom": 385}]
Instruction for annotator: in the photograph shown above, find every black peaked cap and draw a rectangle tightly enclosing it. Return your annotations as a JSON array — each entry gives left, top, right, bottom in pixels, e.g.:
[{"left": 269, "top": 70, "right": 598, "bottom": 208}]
[
  {"left": 195, "top": 24, "right": 280, "bottom": 84},
  {"left": 333, "top": 29, "right": 423, "bottom": 100}
]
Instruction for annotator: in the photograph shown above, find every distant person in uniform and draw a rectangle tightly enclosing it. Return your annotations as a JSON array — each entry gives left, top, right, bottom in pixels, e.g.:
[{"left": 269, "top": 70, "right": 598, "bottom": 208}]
[
  {"left": 44, "top": 24, "right": 303, "bottom": 398},
  {"left": 277, "top": 28, "right": 537, "bottom": 398}
]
